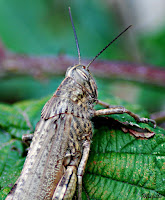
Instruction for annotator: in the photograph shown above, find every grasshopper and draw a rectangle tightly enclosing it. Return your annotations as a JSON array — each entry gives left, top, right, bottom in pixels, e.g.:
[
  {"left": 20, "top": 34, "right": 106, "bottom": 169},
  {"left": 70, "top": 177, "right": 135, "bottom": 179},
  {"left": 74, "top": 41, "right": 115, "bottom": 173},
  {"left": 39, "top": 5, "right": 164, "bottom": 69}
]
[{"left": 6, "top": 7, "right": 156, "bottom": 200}]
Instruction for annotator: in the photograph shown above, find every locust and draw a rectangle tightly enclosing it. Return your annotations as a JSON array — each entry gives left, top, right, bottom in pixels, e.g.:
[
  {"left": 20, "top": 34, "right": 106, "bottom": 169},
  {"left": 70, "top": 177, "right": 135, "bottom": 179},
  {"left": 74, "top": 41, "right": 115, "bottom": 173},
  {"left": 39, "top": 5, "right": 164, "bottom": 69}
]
[{"left": 6, "top": 7, "right": 156, "bottom": 200}]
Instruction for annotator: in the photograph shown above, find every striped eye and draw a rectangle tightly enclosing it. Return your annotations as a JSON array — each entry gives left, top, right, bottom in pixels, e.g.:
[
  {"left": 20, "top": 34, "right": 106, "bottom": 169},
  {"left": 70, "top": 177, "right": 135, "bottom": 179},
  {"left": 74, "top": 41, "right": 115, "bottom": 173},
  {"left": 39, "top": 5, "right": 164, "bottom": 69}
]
[{"left": 76, "top": 68, "right": 89, "bottom": 80}]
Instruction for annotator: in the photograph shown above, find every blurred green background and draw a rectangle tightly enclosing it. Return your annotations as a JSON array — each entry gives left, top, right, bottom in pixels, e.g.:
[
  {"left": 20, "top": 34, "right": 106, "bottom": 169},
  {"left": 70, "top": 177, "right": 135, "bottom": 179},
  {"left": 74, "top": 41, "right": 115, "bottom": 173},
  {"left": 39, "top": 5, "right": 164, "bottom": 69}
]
[{"left": 0, "top": 0, "right": 165, "bottom": 114}]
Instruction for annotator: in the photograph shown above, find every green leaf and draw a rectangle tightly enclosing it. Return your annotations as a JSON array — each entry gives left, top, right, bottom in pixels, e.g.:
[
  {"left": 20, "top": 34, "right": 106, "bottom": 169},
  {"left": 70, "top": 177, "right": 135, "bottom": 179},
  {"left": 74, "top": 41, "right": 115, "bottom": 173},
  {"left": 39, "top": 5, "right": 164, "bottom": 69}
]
[
  {"left": 0, "top": 95, "right": 165, "bottom": 200},
  {"left": 0, "top": 130, "right": 25, "bottom": 199},
  {"left": 83, "top": 119, "right": 165, "bottom": 199}
]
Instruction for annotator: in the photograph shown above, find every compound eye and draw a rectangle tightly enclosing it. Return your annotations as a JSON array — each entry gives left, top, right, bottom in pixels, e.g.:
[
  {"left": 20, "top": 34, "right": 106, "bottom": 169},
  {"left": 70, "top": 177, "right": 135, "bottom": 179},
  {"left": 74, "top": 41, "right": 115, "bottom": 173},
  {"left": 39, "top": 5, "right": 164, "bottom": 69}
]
[{"left": 76, "top": 68, "right": 89, "bottom": 80}]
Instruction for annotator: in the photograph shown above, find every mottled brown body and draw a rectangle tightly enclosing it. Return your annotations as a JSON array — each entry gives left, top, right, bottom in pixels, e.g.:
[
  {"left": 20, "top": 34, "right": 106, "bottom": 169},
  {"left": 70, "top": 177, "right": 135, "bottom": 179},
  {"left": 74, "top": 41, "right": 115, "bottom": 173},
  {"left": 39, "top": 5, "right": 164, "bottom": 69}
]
[
  {"left": 6, "top": 64, "right": 156, "bottom": 200},
  {"left": 6, "top": 65, "right": 97, "bottom": 200}
]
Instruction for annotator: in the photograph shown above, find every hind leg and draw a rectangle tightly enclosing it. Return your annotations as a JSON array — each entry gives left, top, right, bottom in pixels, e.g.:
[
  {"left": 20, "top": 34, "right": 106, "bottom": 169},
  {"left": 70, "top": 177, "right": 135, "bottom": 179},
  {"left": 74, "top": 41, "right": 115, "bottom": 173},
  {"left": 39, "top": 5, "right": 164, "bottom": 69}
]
[{"left": 52, "top": 166, "right": 77, "bottom": 200}]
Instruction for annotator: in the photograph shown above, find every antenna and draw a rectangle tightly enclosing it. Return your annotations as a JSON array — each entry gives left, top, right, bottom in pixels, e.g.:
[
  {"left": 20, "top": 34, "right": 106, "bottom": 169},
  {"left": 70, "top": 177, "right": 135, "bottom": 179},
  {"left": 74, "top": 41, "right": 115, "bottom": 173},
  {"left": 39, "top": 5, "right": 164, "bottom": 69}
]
[
  {"left": 87, "top": 25, "right": 132, "bottom": 68},
  {"left": 68, "top": 7, "right": 81, "bottom": 64}
]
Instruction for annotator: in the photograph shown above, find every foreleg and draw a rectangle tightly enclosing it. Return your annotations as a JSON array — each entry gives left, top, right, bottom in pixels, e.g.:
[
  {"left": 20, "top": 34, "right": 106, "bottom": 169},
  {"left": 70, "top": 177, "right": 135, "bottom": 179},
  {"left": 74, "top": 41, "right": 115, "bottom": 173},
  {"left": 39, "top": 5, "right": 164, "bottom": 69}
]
[{"left": 95, "top": 101, "right": 156, "bottom": 127}]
